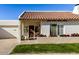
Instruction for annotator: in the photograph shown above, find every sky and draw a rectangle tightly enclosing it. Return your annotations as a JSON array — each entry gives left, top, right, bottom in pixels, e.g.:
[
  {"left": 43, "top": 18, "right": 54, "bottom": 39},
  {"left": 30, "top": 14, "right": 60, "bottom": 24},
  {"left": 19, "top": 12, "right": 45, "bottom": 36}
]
[{"left": 0, "top": 4, "right": 75, "bottom": 20}]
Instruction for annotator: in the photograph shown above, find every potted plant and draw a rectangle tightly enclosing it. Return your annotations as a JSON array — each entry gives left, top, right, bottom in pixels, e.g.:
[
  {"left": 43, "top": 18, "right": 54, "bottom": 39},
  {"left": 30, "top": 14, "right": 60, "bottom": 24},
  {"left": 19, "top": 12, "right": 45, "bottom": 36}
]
[{"left": 21, "top": 35, "right": 25, "bottom": 40}]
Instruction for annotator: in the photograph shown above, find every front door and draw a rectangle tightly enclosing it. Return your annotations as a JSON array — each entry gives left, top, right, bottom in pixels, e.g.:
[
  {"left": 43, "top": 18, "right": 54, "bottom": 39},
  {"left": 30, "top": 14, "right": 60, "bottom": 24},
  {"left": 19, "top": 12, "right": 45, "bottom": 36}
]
[
  {"left": 50, "top": 24, "right": 57, "bottom": 36},
  {"left": 29, "top": 25, "right": 34, "bottom": 37}
]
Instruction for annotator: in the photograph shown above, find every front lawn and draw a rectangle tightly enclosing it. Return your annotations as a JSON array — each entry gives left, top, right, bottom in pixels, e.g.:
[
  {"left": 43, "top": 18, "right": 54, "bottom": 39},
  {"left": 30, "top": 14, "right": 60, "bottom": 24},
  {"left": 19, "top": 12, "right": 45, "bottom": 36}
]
[{"left": 11, "top": 44, "right": 79, "bottom": 54}]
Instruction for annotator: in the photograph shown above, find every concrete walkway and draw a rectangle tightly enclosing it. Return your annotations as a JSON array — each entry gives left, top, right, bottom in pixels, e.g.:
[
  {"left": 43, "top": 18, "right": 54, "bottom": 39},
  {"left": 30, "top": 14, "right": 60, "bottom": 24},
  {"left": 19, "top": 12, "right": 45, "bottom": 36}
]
[{"left": 0, "top": 39, "right": 18, "bottom": 55}]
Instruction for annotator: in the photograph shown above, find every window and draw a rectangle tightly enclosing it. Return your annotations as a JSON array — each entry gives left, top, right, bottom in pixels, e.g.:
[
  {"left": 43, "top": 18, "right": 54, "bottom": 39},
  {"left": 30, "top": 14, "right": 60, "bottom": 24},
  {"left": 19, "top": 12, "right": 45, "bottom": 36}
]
[
  {"left": 24, "top": 26, "right": 29, "bottom": 33},
  {"left": 58, "top": 25, "right": 63, "bottom": 35},
  {"left": 50, "top": 24, "right": 57, "bottom": 36}
]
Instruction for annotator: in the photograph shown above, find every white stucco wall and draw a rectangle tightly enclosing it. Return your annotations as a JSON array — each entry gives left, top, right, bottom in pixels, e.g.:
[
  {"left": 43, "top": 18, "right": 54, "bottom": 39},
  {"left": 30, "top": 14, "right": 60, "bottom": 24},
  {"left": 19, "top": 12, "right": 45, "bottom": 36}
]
[{"left": 64, "top": 25, "right": 79, "bottom": 34}]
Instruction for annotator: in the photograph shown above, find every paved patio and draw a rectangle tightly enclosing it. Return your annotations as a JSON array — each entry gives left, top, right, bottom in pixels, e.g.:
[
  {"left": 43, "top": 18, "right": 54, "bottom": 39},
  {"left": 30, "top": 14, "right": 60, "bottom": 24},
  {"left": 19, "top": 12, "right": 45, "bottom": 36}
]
[
  {"left": 21, "top": 37, "right": 79, "bottom": 44},
  {"left": 0, "top": 39, "right": 18, "bottom": 55}
]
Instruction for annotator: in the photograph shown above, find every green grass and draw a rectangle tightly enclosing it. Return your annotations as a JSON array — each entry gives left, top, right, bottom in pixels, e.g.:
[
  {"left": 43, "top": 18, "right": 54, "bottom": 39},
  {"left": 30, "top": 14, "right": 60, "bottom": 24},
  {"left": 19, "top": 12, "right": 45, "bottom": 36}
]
[{"left": 11, "top": 44, "right": 79, "bottom": 54}]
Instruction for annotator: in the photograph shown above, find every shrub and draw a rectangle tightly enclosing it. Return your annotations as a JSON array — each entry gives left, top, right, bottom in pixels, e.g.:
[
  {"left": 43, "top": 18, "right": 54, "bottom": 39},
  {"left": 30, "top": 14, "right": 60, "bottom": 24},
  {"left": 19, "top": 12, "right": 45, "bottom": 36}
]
[
  {"left": 71, "top": 33, "right": 79, "bottom": 37},
  {"left": 60, "top": 34, "right": 70, "bottom": 37}
]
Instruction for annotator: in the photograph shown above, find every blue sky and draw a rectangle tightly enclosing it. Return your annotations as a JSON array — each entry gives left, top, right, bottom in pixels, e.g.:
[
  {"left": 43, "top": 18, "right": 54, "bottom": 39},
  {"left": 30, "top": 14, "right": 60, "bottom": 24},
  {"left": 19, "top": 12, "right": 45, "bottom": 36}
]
[{"left": 0, "top": 4, "right": 75, "bottom": 20}]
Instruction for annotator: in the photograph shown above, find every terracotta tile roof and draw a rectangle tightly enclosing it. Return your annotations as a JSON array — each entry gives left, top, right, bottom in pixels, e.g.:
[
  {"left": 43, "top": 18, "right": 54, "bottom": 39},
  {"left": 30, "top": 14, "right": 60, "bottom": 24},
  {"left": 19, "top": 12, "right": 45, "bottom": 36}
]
[{"left": 19, "top": 12, "right": 79, "bottom": 21}]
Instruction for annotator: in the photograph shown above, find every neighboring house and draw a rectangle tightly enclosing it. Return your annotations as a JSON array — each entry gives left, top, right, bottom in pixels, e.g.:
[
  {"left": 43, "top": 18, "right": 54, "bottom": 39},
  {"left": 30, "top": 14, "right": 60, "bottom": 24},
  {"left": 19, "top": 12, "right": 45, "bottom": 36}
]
[{"left": 19, "top": 4, "right": 79, "bottom": 40}]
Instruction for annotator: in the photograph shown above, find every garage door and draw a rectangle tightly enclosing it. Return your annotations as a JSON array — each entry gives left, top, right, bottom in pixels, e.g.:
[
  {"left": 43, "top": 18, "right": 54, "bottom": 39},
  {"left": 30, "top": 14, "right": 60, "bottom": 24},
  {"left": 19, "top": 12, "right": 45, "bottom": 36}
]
[{"left": 0, "top": 26, "right": 18, "bottom": 39}]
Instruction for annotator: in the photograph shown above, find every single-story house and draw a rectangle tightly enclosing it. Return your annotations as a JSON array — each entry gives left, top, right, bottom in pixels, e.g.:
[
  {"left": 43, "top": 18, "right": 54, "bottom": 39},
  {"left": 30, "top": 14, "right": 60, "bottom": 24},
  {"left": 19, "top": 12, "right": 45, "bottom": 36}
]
[
  {"left": 19, "top": 4, "right": 79, "bottom": 40},
  {"left": 1, "top": 4, "right": 79, "bottom": 43}
]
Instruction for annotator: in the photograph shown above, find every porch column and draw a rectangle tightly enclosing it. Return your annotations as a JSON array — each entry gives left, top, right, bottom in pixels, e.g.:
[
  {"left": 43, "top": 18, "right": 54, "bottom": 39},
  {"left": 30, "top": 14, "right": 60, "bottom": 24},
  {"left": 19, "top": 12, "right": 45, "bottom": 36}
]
[{"left": 22, "top": 22, "right": 24, "bottom": 35}]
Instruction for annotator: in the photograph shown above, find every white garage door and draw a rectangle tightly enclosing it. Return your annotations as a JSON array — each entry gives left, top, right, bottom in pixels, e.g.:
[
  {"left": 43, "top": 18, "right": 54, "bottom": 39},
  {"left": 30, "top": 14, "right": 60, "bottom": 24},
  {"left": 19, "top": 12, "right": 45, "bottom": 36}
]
[{"left": 0, "top": 26, "right": 18, "bottom": 39}]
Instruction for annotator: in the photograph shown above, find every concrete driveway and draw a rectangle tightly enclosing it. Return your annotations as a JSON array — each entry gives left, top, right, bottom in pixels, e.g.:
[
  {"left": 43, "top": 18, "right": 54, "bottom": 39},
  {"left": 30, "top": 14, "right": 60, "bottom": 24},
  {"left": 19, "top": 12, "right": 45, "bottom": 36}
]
[{"left": 0, "top": 39, "right": 18, "bottom": 55}]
